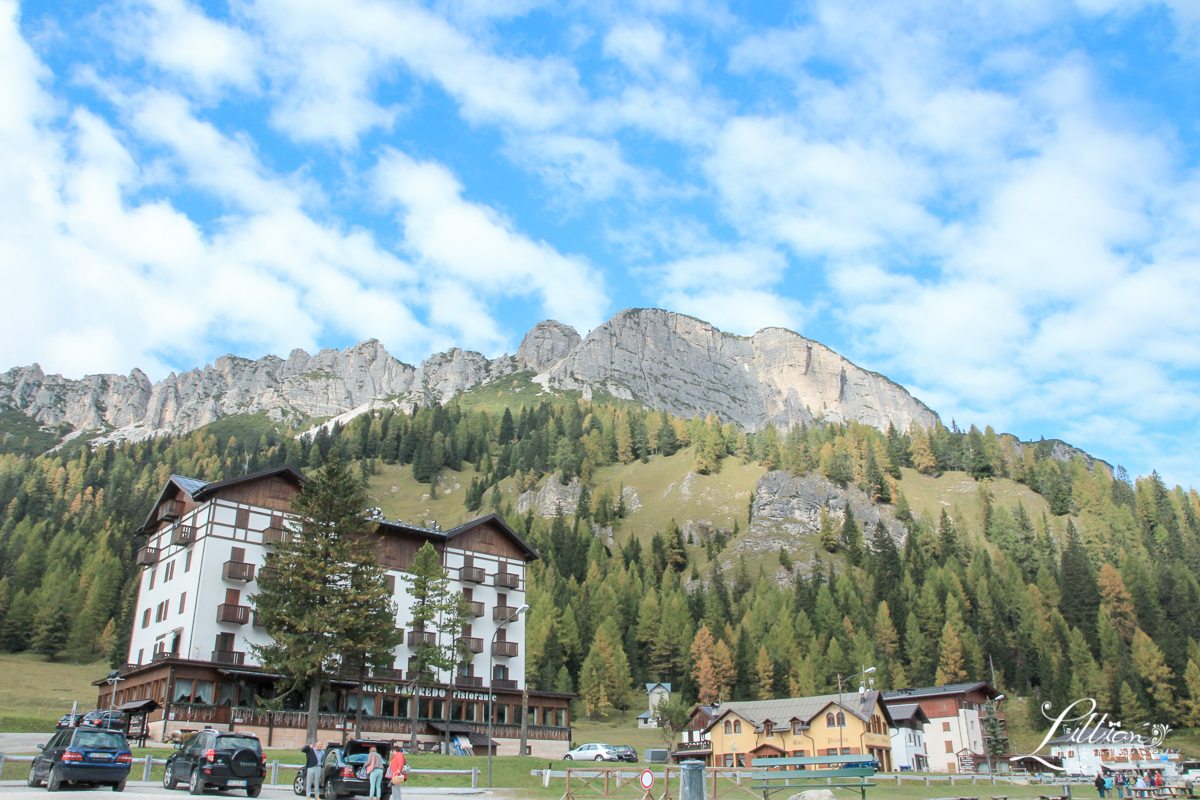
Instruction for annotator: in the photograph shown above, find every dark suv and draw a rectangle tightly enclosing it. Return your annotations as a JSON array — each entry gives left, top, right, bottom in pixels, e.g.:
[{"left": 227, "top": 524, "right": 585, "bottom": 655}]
[
  {"left": 319, "top": 739, "right": 392, "bottom": 800},
  {"left": 612, "top": 745, "right": 637, "bottom": 763},
  {"left": 81, "top": 710, "right": 126, "bottom": 730},
  {"left": 163, "top": 730, "right": 266, "bottom": 796},
  {"left": 27, "top": 726, "right": 132, "bottom": 791}
]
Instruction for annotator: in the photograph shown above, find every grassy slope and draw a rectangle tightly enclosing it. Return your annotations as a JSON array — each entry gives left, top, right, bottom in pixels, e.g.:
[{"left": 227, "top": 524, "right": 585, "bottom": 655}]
[{"left": 0, "top": 651, "right": 110, "bottom": 731}]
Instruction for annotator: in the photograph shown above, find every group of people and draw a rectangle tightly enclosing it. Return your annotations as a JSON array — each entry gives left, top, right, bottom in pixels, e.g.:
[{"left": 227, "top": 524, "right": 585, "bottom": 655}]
[
  {"left": 300, "top": 740, "right": 408, "bottom": 800},
  {"left": 1094, "top": 769, "right": 1167, "bottom": 798}
]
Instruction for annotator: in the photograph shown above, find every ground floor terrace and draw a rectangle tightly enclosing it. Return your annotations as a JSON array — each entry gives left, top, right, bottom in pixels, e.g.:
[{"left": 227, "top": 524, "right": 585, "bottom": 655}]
[{"left": 94, "top": 656, "right": 572, "bottom": 757}]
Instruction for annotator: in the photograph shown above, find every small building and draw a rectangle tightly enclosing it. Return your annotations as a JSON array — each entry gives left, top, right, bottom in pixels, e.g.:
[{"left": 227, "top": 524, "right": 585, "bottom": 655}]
[
  {"left": 638, "top": 683, "right": 672, "bottom": 729},
  {"left": 673, "top": 704, "right": 716, "bottom": 762},
  {"left": 888, "top": 703, "right": 929, "bottom": 771},
  {"left": 883, "top": 682, "right": 1002, "bottom": 772},
  {"left": 701, "top": 690, "right": 894, "bottom": 771},
  {"left": 1046, "top": 726, "right": 1178, "bottom": 777}
]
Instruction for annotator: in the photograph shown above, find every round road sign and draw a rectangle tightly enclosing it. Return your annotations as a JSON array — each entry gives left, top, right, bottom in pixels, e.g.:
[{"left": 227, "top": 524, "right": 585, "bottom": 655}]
[{"left": 639, "top": 769, "right": 654, "bottom": 790}]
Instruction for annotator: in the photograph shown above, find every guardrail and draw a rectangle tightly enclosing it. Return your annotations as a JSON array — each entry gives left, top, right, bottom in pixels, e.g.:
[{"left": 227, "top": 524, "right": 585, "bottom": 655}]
[{"left": 0, "top": 754, "right": 479, "bottom": 788}]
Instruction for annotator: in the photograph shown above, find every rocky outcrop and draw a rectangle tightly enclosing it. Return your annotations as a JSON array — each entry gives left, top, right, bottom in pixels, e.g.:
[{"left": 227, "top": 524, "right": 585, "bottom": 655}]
[
  {"left": 516, "top": 320, "right": 580, "bottom": 372},
  {"left": 0, "top": 308, "right": 941, "bottom": 447},
  {"left": 535, "top": 308, "right": 938, "bottom": 433},
  {"left": 515, "top": 473, "right": 581, "bottom": 518},
  {"left": 725, "top": 470, "right": 906, "bottom": 581}
]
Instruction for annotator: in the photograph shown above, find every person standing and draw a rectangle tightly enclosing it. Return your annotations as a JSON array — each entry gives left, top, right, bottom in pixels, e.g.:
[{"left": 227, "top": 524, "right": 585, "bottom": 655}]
[
  {"left": 388, "top": 744, "right": 407, "bottom": 800},
  {"left": 1096, "top": 772, "right": 1108, "bottom": 798},
  {"left": 302, "top": 741, "right": 326, "bottom": 800},
  {"left": 1115, "top": 771, "right": 1126, "bottom": 799},
  {"left": 1134, "top": 773, "right": 1147, "bottom": 798},
  {"left": 364, "top": 746, "right": 385, "bottom": 800}
]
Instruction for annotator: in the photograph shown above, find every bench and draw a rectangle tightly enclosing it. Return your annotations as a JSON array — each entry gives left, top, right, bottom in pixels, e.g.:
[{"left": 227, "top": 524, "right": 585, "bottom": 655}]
[{"left": 750, "top": 755, "right": 877, "bottom": 800}]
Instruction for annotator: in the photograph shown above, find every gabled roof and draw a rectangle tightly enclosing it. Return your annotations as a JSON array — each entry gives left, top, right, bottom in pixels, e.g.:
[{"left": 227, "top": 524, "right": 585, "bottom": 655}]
[
  {"left": 647, "top": 682, "right": 672, "bottom": 692},
  {"left": 137, "top": 466, "right": 305, "bottom": 534},
  {"left": 882, "top": 682, "right": 1001, "bottom": 702},
  {"left": 704, "top": 690, "right": 892, "bottom": 734},
  {"left": 374, "top": 512, "right": 540, "bottom": 561},
  {"left": 886, "top": 703, "right": 930, "bottom": 725}
]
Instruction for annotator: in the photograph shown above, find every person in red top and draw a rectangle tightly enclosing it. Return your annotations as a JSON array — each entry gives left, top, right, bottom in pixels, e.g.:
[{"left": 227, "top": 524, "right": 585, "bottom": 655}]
[{"left": 388, "top": 745, "right": 407, "bottom": 799}]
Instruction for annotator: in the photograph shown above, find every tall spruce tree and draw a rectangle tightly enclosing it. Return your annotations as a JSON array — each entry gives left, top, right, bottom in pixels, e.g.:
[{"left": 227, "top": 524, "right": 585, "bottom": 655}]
[{"left": 251, "top": 457, "right": 402, "bottom": 745}]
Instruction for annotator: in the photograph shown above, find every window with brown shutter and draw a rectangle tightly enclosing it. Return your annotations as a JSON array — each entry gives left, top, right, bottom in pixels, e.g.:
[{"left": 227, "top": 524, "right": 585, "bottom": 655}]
[
  {"left": 225, "top": 589, "right": 241, "bottom": 605},
  {"left": 142, "top": 608, "right": 151, "bottom": 628},
  {"left": 462, "top": 623, "right": 473, "bottom": 637},
  {"left": 235, "top": 508, "right": 250, "bottom": 529},
  {"left": 386, "top": 575, "right": 396, "bottom": 592},
  {"left": 179, "top": 592, "right": 186, "bottom": 614},
  {"left": 497, "top": 627, "right": 507, "bottom": 641},
  {"left": 230, "top": 547, "right": 246, "bottom": 562}
]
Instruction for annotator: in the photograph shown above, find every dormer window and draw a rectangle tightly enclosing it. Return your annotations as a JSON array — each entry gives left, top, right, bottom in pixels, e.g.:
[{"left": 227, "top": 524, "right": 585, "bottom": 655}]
[{"left": 764, "top": 722, "right": 773, "bottom": 737}]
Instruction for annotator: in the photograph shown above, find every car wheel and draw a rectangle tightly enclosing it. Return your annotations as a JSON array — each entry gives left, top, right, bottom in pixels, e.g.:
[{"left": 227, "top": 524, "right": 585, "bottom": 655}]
[
  {"left": 165, "top": 763, "right": 179, "bottom": 790},
  {"left": 27, "top": 764, "right": 42, "bottom": 787},
  {"left": 189, "top": 767, "right": 206, "bottom": 795},
  {"left": 247, "top": 785, "right": 262, "bottom": 798},
  {"left": 293, "top": 771, "right": 306, "bottom": 796},
  {"left": 563, "top": 755, "right": 572, "bottom": 761},
  {"left": 113, "top": 780, "right": 127, "bottom": 792},
  {"left": 323, "top": 780, "right": 340, "bottom": 800},
  {"left": 47, "top": 766, "right": 63, "bottom": 792},
  {"left": 594, "top": 755, "right": 604, "bottom": 761}
]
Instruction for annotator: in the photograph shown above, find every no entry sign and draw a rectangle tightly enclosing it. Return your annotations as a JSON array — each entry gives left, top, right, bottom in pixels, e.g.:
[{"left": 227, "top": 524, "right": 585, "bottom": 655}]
[{"left": 639, "top": 769, "right": 654, "bottom": 790}]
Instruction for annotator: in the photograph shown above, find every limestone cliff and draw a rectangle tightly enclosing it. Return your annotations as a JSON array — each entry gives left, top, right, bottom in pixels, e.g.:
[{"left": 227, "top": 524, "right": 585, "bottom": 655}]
[{"left": 0, "top": 309, "right": 940, "bottom": 445}]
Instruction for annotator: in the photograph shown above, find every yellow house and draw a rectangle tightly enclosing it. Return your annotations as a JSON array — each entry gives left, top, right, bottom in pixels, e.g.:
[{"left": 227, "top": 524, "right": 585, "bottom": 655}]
[{"left": 701, "top": 690, "right": 894, "bottom": 771}]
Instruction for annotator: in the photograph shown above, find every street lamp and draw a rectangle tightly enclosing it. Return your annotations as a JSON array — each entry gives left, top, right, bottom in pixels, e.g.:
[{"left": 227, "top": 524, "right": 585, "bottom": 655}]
[
  {"left": 984, "top": 694, "right": 1005, "bottom": 776},
  {"left": 487, "top": 603, "right": 529, "bottom": 788},
  {"left": 834, "top": 667, "right": 876, "bottom": 755},
  {"left": 106, "top": 671, "right": 125, "bottom": 711}
]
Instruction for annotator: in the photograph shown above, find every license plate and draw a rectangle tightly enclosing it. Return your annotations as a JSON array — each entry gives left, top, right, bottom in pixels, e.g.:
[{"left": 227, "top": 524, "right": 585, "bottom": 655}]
[
  {"left": 89, "top": 753, "right": 114, "bottom": 760},
  {"left": 227, "top": 780, "right": 246, "bottom": 787}
]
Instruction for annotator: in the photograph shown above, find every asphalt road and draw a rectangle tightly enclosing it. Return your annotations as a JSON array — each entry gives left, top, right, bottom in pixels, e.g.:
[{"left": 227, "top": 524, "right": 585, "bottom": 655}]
[{"left": 0, "top": 736, "right": 49, "bottom": 755}]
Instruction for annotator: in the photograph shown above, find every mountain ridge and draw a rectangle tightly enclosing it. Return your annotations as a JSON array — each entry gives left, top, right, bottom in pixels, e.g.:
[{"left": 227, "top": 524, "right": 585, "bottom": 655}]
[{"left": 0, "top": 308, "right": 938, "bottom": 448}]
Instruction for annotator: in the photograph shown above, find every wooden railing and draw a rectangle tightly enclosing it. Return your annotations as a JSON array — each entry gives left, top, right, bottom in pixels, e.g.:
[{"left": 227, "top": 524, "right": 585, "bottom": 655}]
[
  {"left": 211, "top": 649, "right": 245, "bottom": 665},
  {"left": 262, "top": 526, "right": 289, "bottom": 545},
  {"left": 217, "top": 604, "right": 251, "bottom": 625},
  {"left": 171, "top": 525, "right": 195, "bottom": 546},
  {"left": 157, "top": 500, "right": 183, "bottom": 522},
  {"left": 492, "top": 641, "right": 518, "bottom": 657},
  {"left": 458, "top": 636, "right": 483, "bottom": 653},
  {"left": 494, "top": 572, "right": 519, "bottom": 589},
  {"left": 492, "top": 678, "right": 518, "bottom": 690},
  {"left": 467, "top": 601, "right": 485, "bottom": 617},
  {"left": 493, "top": 605, "right": 516, "bottom": 621},
  {"left": 223, "top": 561, "right": 256, "bottom": 581},
  {"left": 459, "top": 566, "right": 486, "bottom": 583},
  {"left": 136, "top": 547, "right": 160, "bottom": 566},
  {"left": 408, "top": 630, "right": 436, "bottom": 647},
  {"left": 453, "top": 675, "right": 483, "bottom": 688}
]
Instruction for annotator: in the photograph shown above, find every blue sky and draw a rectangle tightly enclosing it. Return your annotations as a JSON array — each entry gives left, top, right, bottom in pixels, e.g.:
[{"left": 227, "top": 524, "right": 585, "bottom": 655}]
[{"left": 3, "top": 0, "right": 1200, "bottom": 488}]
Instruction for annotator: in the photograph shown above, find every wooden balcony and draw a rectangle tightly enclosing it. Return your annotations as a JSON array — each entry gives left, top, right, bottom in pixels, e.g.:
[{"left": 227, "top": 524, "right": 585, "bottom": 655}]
[
  {"left": 458, "top": 636, "right": 483, "bottom": 654},
  {"left": 406, "top": 670, "right": 434, "bottom": 682},
  {"left": 370, "top": 668, "right": 406, "bottom": 682},
  {"left": 407, "top": 630, "right": 436, "bottom": 647},
  {"left": 262, "top": 526, "right": 289, "bottom": 545},
  {"left": 491, "top": 678, "right": 518, "bottom": 690},
  {"left": 467, "top": 601, "right": 485, "bottom": 617},
  {"left": 222, "top": 561, "right": 256, "bottom": 582},
  {"left": 459, "top": 566, "right": 486, "bottom": 583},
  {"left": 217, "top": 604, "right": 251, "bottom": 625},
  {"left": 157, "top": 500, "right": 183, "bottom": 522},
  {"left": 453, "top": 675, "right": 483, "bottom": 688},
  {"left": 492, "top": 641, "right": 518, "bottom": 658},
  {"left": 151, "top": 650, "right": 179, "bottom": 663},
  {"left": 211, "top": 649, "right": 245, "bottom": 665},
  {"left": 136, "top": 547, "right": 160, "bottom": 566},
  {"left": 494, "top": 572, "right": 519, "bottom": 589},
  {"left": 170, "top": 525, "right": 195, "bottom": 547},
  {"left": 493, "top": 605, "right": 517, "bottom": 621}
]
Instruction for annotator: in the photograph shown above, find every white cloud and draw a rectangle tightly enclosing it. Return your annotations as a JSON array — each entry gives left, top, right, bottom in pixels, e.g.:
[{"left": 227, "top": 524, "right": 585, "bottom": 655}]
[{"left": 373, "top": 149, "right": 609, "bottom": 346}]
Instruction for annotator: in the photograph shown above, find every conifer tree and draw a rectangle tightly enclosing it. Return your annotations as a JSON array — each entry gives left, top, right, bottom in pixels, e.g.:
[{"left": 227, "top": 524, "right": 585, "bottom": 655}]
[
  {"left": 819, "top": 508, "right": 838, "bottom": 553},
  {"left": 1131, "top": 628, "right": 1175, "bottom": 721},
  {"left": 1181, "top": 659, "right": 1200, "bottom": 728},
  {"left": 252, "top": 457, "right": 402, "bottom": 744},
  {"left": 839, "top": 506, "right": 863, "bottom": 566},
  {"left": 1060, "top": 520, "right": 1101, "bottom": 644},
  {"left": 756, "top": 645, "right": 775, "bottom": 700},
  {"left": 935, "top": 619, "right": 966, "bottom": 685}
]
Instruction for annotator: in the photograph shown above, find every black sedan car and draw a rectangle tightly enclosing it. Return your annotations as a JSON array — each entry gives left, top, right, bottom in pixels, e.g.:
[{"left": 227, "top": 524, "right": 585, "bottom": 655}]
[
  {"left": 81, "top": 710, "right": 126, "bottom": 730},
  {"left": 163, "top": 730, "right": 266, "bottom": 796},
  {"left": 55, "top": 714, "right": 85, "bottom": 729},
  {"left": 612, "top": 745, "right": 637, "bottom": 763},
  {"left": 319, "top": 739, "right": 392, "bottom": 800},
  {"left": 27, "top": 726, "right": 132, "bottom": 791}
]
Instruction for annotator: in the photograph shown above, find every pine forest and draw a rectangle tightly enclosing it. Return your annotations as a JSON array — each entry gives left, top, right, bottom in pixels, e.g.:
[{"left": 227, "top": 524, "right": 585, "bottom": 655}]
[{"left": 2, "top": 398, "right": 1200, "bottom": 734}]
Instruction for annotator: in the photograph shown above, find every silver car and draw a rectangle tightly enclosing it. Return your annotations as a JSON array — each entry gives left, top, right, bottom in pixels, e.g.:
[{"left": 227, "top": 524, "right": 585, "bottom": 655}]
[{"left": 563, "top": 743, "right": 620, "bottom": 761}]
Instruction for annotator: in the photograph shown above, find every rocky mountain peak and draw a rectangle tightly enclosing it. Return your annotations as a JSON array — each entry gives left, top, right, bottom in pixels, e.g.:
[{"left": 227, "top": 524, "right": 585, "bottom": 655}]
[{"left": 516, "top": 320, "right": 581, "bottom": 372}]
